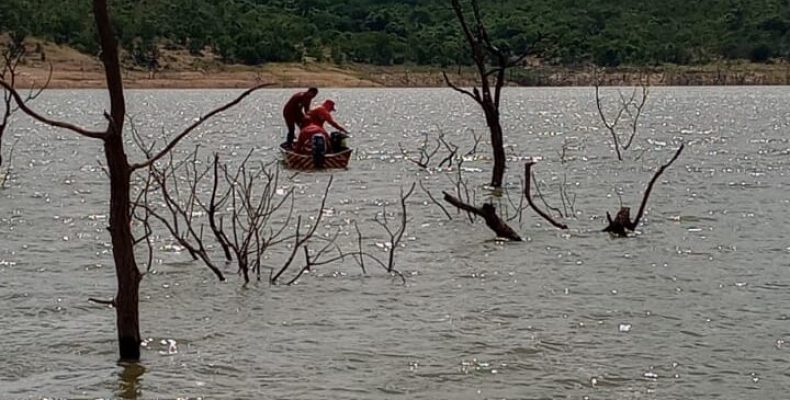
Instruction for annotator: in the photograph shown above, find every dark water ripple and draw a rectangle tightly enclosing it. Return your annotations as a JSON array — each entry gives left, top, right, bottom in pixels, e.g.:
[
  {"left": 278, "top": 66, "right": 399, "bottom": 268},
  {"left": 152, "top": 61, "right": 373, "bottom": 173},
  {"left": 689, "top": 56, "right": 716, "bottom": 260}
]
[{"left": 1, "top": 87, "right": 790, "bottom": 399}]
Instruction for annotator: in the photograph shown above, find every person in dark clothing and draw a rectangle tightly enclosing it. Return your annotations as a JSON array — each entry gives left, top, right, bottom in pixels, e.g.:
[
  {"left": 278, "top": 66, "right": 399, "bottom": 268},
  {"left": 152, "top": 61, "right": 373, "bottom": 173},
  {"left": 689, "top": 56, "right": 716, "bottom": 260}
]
[{"left": 282, "top": 87, "right": 318, "bottom": 148}]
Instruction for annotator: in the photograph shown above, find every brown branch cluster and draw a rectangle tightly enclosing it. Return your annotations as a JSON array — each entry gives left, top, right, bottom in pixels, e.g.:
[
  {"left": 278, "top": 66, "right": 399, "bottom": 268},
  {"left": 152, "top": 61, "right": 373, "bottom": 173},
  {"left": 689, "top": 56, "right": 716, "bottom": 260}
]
[
  {"left": 407, "top": 129, "right": 482, "bottom": 222},
  {"left": 400, "top": 130, "right": 481, "bottom": 172},
  {"left": 528, "top": 169, "right": 576, "bottom": 221},
  {"left": 594, "top": 73, "right": 650, "bottom": 161},
  {"left": 433, "top": 140, "right": 683, "bottom": 239},
  {"left": 132, "top": 145, "right": 304, "bottom": 284},
  {"left": 130, "top": 143, "right": 410, "bottom": 285}
]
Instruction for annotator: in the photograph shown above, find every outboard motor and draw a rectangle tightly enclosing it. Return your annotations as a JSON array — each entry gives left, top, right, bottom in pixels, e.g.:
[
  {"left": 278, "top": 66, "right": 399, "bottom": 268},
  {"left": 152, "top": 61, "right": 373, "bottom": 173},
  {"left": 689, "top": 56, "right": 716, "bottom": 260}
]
[
  {"left": 312, "top": 134, "right": 326, "bottom": 169},
  {"left": 330, "top": 131, "right": 349, "bottom": 152}
]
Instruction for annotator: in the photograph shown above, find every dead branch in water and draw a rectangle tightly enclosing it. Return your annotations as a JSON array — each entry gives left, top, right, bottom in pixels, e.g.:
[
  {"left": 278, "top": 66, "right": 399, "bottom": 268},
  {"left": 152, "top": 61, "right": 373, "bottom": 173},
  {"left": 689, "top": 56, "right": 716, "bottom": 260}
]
[
  {"left": 270, "top": 176, "right": 333, "bottom": 284},
  {"left": 203, "top": 154, "right": 233, "bottom": 261},
  {"left": 594, "top": 73, "right": 650, "bottom": 161},
  {"left": 399, "top": 130, "right": 467, "bottom": 171},
  {"left": 603, "top": 144, "right": 685, "bottom": 236},
  {"left": 405, "top": 132, "right": 479, "bottom": 222},
  {"left": 399, "top": 132, "right": 441, "bottom": 169},
  {"left": 524, "top": 162, "right": 569, "bottom": 230},
  {"left": 419, "top": 179, "right": 452, "bottom": 220},
  {"left": 138, "top": 147, "right": 408, "bottom": 286},
  {"left": 88, "top": 297, "right": 116, "bottom": 306},
  {"left": 443, "top": 191, "right": 522, "bottom": 241},
  {"left": 0, "top": 137, "right": 19, "bottom": 189},
  {"left": 374, "top": 182, "right": 416, "bottom": 272},
  {"left": 137, "top": 148, "right": 226, "bottom": 281},
  {"left": 436, "top": 134, "right": 459, "bottom": 169},
  {"left": 504, "top": 177, "right": 528, "bottom": 224}
]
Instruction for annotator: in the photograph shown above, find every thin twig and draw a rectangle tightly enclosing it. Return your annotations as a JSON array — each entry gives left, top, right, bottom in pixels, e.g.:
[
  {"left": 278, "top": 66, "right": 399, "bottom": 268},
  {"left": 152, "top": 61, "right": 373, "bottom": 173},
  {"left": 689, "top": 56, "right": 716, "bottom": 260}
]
[{"left": 419, "top": 179, "right": 452, "bottom": 220}]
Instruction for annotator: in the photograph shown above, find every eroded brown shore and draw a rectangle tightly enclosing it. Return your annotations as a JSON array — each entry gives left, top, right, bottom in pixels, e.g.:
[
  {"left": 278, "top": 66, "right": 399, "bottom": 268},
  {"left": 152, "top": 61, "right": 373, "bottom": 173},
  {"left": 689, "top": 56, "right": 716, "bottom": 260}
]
[{"left": 8, "top": 41, "right": 790, "bottom": 89}]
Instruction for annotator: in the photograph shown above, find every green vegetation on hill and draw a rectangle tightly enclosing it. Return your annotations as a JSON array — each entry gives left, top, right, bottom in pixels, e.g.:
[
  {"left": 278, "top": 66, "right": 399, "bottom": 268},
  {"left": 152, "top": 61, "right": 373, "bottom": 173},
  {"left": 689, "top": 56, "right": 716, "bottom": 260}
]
[{"left": 1, "top": 0, "right": 789, "bottom": 68}]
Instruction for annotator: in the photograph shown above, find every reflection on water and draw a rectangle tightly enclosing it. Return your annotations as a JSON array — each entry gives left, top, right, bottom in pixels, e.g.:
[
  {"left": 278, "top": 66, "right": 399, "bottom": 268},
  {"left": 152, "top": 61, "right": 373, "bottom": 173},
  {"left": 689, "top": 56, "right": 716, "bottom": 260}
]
[
  {"left": 1, "top": 87, "right": 790, "bottom": 399},
  {"left": 117, "top": 362, "right": 145, "bottom": 400}
]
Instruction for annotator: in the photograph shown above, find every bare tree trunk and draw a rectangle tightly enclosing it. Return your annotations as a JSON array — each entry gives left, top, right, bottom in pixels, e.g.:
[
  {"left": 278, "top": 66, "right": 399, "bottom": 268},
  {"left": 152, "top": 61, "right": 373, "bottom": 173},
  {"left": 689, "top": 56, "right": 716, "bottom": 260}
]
[
  {"left": 485, "top": 108, "right": 505, "bottom": 188},
  {"left": 445, "top": 0, "right": 526, "bottom": 189},
  {"left": 105, "top": 135, "right": 141, "bottom": 360},
  {"left": 94, "top": 0, "right": 140, "bottom": 361},
  {"left": 1, "top": 0, "right": 266, "bottom": 363}
]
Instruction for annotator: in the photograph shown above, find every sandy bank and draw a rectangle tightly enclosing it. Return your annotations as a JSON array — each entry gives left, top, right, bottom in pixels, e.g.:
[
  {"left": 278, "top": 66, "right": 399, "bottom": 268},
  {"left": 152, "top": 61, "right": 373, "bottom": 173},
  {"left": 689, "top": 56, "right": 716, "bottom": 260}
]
[{"left": 7, "top": 41, "right": 790, "bottom": 89}]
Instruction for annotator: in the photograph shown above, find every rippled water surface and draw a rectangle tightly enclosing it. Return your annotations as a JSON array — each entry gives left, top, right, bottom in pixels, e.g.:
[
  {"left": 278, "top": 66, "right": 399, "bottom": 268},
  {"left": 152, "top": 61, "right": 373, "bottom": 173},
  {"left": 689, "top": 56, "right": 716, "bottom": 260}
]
[{"left": 2, "top": 87, "right": 790, "bottom": 399}]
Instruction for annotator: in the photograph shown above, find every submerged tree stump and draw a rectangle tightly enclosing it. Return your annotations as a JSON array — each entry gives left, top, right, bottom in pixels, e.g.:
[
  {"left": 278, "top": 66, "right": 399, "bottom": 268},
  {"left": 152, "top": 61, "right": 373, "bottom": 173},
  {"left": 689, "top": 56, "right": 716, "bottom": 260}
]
[
  {"left": 603, "top": 207, "right": 635, "bottom": 237},
  {"left": 603, "top": 144, "right": 684, "bottom": 237},
  {"left": 443, "top": 191, "right": 522, "bottom": 241}
]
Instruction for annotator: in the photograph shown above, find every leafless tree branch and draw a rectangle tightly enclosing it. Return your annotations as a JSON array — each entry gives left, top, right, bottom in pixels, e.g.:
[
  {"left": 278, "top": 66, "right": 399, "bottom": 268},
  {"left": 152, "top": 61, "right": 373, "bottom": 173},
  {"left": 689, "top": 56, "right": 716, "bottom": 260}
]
[
  {"left": 0, "top": 80, "right": 106, "bottom": 140},
  {"left": 443, "top": 191, "right": 522, "bottom": 241},
  {"left": 130, "top": 84, "right": 270, "bottom": 171},
  {"left": 594, "top": 74, "right": 650, "bottom": 160},
  {"left": 442, "top": 71, "right": 480, "bottom": 104},
  {"left": 419, "top": 179, "right": 452, "bottom": 220},
  {"left": 524, "top": 162, "right": 569, "bottom": 230},
  {"left": 604, "top": 144, "right": 684, "bottom": 236}
]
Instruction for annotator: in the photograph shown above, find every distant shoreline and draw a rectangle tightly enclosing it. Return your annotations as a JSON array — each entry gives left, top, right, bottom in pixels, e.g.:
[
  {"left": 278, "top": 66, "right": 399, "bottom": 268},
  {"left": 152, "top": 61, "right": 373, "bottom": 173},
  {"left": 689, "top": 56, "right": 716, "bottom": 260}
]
[
  {"left": 13, "top": 62, "right": 789, "bottom": 90},
  {"left": 8, "top": 40, "right": 790, "bottom": 89},
  {"left": 5, "top": 38, "right": 790, "bottom": 89}
]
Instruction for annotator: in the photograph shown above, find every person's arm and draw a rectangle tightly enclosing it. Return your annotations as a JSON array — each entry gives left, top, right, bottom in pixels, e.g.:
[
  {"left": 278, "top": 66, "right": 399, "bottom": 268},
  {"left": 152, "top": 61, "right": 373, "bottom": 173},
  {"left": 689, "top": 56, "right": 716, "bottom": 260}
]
[
  {"left": 302, "top": 96, "right": 312, "bottom": 115},
  {"left": 323, "top": 110, "right": 347, "bottom": 132}
]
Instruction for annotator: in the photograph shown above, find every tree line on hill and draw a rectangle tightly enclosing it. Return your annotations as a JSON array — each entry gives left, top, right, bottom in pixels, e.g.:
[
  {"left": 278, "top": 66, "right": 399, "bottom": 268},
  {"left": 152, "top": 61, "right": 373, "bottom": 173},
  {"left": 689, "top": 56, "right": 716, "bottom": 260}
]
[{"left": 1, "top": 0, "right": 789, "bottom": 68}]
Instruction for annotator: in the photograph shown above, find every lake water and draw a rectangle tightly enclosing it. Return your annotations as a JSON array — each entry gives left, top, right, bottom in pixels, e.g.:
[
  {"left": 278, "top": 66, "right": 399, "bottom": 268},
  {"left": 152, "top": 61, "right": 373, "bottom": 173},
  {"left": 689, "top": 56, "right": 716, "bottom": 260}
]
[{"left": 1, "top": 87, "right": 790, "bottom": 399}]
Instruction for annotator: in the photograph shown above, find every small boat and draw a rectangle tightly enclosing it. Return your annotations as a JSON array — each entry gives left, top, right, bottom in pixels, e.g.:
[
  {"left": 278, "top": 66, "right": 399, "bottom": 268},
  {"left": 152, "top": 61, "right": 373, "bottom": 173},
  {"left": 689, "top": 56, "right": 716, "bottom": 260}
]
[
  {"left": 280, "top": 144, "right": 353, "bottom": 170},
  {"left": 279, "top": 131, "right": 353, "bottom": 170}
]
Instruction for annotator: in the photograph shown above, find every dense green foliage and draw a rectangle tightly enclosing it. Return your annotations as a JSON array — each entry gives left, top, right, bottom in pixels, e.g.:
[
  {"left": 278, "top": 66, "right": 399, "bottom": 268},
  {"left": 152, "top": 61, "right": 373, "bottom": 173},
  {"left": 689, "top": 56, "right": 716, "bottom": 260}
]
[{"left": 2, "top": 0, "right": 789, "bottom": 67}]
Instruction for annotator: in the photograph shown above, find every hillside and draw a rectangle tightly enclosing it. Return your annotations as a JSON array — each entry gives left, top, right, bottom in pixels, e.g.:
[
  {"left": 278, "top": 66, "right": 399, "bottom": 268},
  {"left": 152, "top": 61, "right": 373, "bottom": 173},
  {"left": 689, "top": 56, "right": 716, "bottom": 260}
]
[{"left": 2, "top": 0, "right": 790, "bottom": 70}]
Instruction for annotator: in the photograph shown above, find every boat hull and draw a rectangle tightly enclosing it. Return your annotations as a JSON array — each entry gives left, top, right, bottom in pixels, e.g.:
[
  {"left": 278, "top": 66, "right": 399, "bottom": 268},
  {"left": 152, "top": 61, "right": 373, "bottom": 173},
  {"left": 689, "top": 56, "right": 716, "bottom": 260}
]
[{"left": 280, "top": 144, "right": 353, "bottom": 170}]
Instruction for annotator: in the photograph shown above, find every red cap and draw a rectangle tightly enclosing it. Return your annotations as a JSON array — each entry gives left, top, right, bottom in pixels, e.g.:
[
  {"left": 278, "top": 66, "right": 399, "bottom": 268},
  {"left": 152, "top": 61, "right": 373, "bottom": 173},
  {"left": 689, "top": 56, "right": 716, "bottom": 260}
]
[{"left": 323, "top": 100, "right": 336, "bottom": 112}]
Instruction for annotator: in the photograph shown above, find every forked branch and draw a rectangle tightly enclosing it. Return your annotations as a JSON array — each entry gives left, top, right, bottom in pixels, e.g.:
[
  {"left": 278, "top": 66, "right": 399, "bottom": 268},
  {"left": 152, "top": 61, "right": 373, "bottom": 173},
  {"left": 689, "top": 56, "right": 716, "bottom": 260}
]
[
  {"left": 594, "top": 76, "right": 650, "bottom": 160},
  {"left": 524, "top": 162, "right": 568, "bottom": 230},
  {"left": 374, "top": 182, "right": 416, "bottom": 272},
  {"left": 270, "top": 176, "right": 334, "bottom": 284},
  {"left": 604, "top": 144, "right": 685, "bottom": 236}
]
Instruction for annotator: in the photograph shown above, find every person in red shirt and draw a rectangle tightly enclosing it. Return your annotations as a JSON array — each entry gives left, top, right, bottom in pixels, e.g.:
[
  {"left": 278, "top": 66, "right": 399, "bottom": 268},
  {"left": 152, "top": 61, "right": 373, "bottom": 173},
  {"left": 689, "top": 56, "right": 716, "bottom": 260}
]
[
  {"left": 282, "top": 87, "right": 318, "bottom": 148},
  {"left": 305, "top": 100, "right": 348, "bottom": 134},
  {"left": 294, "top": 124, "right": 331, "bottom": 154},
  {"left": 294, "top": 99, "right": 348, "bottom": 154}
]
